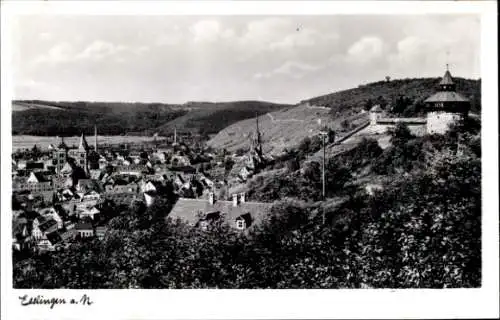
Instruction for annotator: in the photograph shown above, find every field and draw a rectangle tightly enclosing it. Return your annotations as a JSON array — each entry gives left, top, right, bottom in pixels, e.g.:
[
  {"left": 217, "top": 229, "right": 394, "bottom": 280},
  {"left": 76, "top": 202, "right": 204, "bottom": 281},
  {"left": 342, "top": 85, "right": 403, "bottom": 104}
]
[{"left": 12, "top": 135, "right": 163, "bottom": 152}]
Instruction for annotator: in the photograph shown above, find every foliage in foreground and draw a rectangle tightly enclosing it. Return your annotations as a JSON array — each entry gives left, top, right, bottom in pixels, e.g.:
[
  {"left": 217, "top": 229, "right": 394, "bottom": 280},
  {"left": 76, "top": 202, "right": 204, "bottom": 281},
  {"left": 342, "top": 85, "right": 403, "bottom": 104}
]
[{"left": 13, "top": 129, "right": 481, "bottom": 289}]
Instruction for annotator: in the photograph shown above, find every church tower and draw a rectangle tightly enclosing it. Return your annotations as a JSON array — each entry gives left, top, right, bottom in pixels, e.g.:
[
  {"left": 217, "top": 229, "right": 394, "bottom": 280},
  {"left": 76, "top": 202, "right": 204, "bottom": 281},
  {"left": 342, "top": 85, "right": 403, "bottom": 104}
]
[
  {"left": 53, "top": 137, "right": 69, "bottom": 174},
  {"left": 76, "top": 133, "right": 90, "bottom": 175},
  {"left": 425, "top": 66, "right": 470, "bottom": 134},
  {"left": 247, "top": 114, "right": 265, "bottom": 170}
]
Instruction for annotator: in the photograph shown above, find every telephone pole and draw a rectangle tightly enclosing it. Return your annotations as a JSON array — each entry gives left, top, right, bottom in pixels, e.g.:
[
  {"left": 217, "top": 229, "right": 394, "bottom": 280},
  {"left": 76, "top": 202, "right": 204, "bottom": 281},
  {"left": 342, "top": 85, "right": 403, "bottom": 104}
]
[{"left": 319, "top": 130, "right": 328, "bottom": 225}]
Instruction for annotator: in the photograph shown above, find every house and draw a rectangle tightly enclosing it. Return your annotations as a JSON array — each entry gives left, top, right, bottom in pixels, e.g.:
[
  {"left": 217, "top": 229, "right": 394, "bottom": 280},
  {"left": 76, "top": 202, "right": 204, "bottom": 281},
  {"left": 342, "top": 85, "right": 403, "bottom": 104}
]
[
  {"left": 75, "top": 222, "right": 94, "bottom": 238},
  {"left": 169, "top": 192, "right": 272, "bottom": 231},
  {"left": 25, "top": 172, "right": 53, "bottom": 193},
  {"left": 60, "top": 228, "right": 78, "bottom": 243},
  {"left": 32, "top": 217, "right": 58, "bottom": 240},
  {"left": 171, "top": 154, "right": 191, "bottom": 167},
  {"left": 39, "top": 207, "right": 64, "bottom": 229},
  {"left": 105, "top": 181, "right": 139, "bottom": 194},
  {"left": 38, "top": 231, "right": 63, "bottom": 251},
  {"left": 141, "top": 181, "right": 158, "bottom": 193},
  {"left": 116, "top": 164, "right": 151, "bottom": 176},
  {"left": 150, "top": 151, "right": 167, "bottom": 164},
  {"left": 95, "top": 226, "right": 108, "bottom": 240},
  {"left": 12, "top": 221, "right": 32, "bottom": 251},
  {"left": 81, "top": 190, "right": 101, "bottom": 201},
  {"left": 76, "top": 179, "right": 95, "bottom": 193},
  {"left": 52, "top": 175, "right": 73, "bottom": 190},
  {"left": 78, "top": 206, "right": 100, "bottom": 220},
  {"left": 89, "top": 169, "right": 103, "bottom": 180}
]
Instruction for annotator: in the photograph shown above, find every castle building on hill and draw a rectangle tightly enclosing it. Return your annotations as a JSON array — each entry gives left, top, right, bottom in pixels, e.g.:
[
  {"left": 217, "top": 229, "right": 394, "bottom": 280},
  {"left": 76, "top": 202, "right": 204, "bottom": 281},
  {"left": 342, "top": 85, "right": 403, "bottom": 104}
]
[
  {"left": 424, "top": 67, "right": 470, "bottom": 134},
  {"left": 368, "top": 66, "right": 470, "bottom": 136}
]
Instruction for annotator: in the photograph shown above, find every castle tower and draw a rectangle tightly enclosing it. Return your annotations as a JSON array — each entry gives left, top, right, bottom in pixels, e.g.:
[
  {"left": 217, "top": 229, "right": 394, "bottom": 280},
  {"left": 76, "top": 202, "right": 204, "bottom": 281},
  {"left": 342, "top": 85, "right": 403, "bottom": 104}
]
[{"left": 424, "top": 66, "right": 470, "bottom": 134}]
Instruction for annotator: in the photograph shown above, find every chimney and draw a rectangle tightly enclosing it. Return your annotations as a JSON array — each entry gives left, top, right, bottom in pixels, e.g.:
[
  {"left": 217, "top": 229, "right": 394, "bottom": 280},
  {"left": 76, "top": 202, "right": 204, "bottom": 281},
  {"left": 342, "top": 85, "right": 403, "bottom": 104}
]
[
  {"left": 232, "top": 194, "right": 238, "bottom": 207},
  {"left": 239, "top": 192, "right": 246, "bottom": 203},
  {"left": 208, "top": 192, "right": 215, "bottom": 205}
]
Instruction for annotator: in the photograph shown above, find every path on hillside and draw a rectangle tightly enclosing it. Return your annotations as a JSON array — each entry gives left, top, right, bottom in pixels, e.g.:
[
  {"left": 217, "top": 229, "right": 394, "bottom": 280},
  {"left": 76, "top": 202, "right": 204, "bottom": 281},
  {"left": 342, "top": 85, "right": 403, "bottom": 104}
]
[{"left": 266, "top": 113, "right": 304, "bottom": 123}]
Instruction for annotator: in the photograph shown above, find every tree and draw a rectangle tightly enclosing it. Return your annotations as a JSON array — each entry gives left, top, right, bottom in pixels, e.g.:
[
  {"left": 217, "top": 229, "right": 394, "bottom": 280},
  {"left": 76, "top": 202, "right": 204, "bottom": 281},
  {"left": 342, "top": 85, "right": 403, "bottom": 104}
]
[
  {"left": 286, "top": 157, "right": 300, "bottom": 172},
  {"left": 390, "top": 123, "right": 414, "bottom": 147}
]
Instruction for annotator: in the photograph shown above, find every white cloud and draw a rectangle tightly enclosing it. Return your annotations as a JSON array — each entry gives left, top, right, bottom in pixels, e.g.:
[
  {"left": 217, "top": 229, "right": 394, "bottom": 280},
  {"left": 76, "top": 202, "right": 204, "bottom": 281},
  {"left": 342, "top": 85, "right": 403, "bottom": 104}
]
[
  {"left": 39, "top": 32, "right": 52, "bottom": 41},
  {"left": 32, "top": 42, "right": 76, "bottom": 64},
  {"left": 254, "top": 60, "right": 322, "bottom": 80},
  {"left": 189, "top": 20, "right": 234, "bottom": 44},
  {"left": 32, "top": 40, "right": 149, "bottom": 66},
  {"left": 239, "top": 18, "right": 339, "bottom": 60},
  {"left": 156, "top": 33, "right": 183, "bottom": 46},
  {"left": 76, "top": 40, "right": 127, "bottom": 60},
  {"left": 269, "top": 27, "right": 321, "bottom": 50},
  {"left": 347, "top": 36, "right": 385, "bottom": 64}
]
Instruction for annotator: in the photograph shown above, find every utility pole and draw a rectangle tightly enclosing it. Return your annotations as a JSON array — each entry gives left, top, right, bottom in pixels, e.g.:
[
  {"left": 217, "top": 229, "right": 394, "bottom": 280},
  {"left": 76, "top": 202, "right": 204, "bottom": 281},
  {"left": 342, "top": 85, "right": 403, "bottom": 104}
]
[{"left": 319, "top": 130, "right": 328, "bottom": 225}]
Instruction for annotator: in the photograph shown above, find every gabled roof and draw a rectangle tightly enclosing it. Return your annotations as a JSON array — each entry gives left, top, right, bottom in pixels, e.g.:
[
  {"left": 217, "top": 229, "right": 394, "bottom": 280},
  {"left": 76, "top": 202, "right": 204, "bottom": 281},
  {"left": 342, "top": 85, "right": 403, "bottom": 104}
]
[
  {"left": 39, "top": 219, "right": 58, "bottom": 232},
  {"left": 28, "top": 172, "right": 48, "bottom": 183},
  {"left": 46, "top": 231, "right": 62, "bottom": 245},
  {"left": 169, "top": 198, "right": 272, "bottom": 227}
]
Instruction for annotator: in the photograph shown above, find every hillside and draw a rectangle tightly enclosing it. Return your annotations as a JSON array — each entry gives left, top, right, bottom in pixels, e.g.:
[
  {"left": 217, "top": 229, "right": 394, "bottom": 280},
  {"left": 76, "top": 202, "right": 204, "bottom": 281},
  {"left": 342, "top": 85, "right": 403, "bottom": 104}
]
[
  {"left": 208, "top": 77, "right": 481, "bottom": 156},
  {"left": 12, "top": 100, "right": 187, "bottom": 136},
  {"left": 154, "top": 101, "right": 291, "bottom": 136},
  {"left": 307, "top": 77, "right": 481, "bottom": 117},
  {"left": 11, "top": 100, "right": 290, "bottom": 137}
]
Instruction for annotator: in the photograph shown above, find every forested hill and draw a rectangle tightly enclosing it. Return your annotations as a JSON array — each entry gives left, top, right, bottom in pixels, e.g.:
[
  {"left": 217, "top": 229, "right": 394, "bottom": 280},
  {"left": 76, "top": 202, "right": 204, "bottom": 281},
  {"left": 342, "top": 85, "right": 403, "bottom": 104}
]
[
  {"left": 306, "top": 77, "right": 481, "bottom": 118},
  {"left": 154, "top": 101, "right": 292, "bottom": 136},
  {"left": 208, "top": 77, "right": 481, "bottom": 155},
  {"left": 11, "top": 100, "right": 290, "bottom": 136}
]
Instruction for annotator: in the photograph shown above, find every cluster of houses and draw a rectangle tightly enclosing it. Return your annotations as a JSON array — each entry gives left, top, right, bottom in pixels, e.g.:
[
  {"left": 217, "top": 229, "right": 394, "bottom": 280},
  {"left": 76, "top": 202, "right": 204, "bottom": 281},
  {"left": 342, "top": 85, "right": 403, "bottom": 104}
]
[{"left": 12, "top": 125, "right": 273, "bottom": 253}]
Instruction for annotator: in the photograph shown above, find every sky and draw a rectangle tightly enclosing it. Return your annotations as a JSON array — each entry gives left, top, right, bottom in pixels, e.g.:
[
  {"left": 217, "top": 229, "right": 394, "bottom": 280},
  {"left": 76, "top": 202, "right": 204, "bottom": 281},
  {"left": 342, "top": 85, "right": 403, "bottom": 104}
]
[{"left": 12, "top": 15, "right": 480, "bottom": 104}]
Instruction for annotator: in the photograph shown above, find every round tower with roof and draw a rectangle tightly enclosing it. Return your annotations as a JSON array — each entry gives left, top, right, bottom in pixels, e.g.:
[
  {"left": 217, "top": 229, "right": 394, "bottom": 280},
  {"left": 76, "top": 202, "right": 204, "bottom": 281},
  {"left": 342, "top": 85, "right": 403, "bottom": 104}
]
[{"left": 424, "top": 66, "right": 470, "bottom": 134}]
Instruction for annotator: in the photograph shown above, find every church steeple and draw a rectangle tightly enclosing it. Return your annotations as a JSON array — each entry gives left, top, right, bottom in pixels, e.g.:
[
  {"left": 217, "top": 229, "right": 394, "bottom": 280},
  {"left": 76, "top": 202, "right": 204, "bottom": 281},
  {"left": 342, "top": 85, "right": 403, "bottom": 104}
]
[
  {"left": 78, "top": 132, "right": 89, "bottom": 152},
  {"left": 253, "top": 114, "right": 263, "bottom": 157}
]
